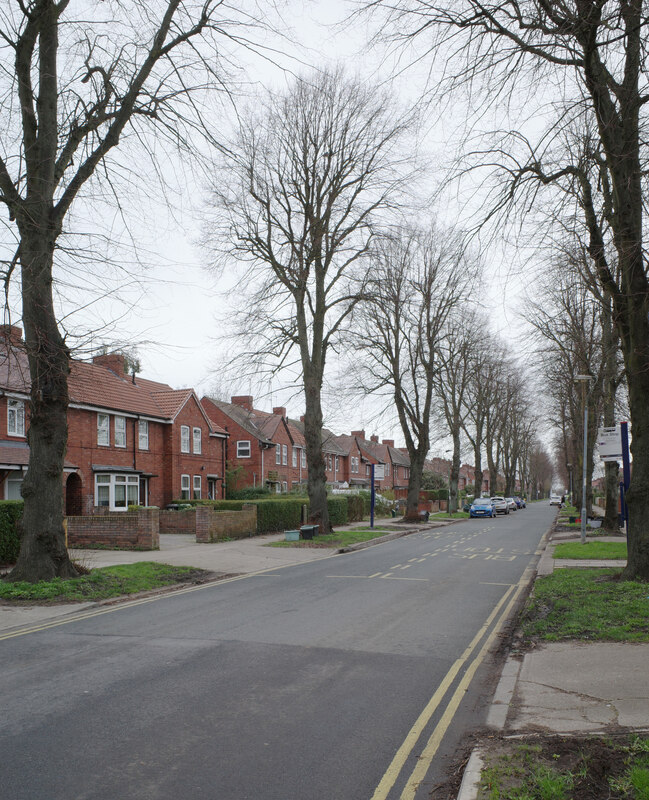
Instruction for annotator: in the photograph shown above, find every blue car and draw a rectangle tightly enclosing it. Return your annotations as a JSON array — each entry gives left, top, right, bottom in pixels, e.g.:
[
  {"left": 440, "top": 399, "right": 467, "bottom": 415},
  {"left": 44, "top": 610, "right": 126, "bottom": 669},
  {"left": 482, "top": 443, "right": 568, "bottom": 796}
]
[{"left": 470, "top": 497, "right": 496, "bottom": 518}]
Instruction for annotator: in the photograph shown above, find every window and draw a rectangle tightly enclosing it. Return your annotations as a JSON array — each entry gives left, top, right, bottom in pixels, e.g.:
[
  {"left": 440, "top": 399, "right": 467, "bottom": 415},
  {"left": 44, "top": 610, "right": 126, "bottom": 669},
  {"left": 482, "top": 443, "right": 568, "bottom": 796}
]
[
  {"left": 282, "top": 444, "right": 287, "bottom": 466},
  {"left": 276, "top": 444, "right": 281, "bottom": 464},
  {"left": 114, "top": 416, "right": 126, "bottom": 448},
  {"left": 301, "top": 449, "right": 306, "bottom": 468},
  {"left": 366, "top": 464, "right": 370, "bottom": 476},
  {"left": 95, "top": 473, "right": 139, "bottom": 510},
  {"left": 193, "top": 427, "right": 202, "bottom": 454},
  {"left": 138, "top": 420, "right": 149, "bottom": 450},
  {"left": 180, "top": 474, "right": 190, "bottom": 500},
  {"left": 282, "top": 481, "right": 288, "bottom": 493},
  {"left": 237, "top": 440, "right": 251, "bottom": 458},
  {"left": 97, "top": 413, "right": 110, "bottom": 446},
  {"left": 350, "top": 456, "right": 359, "bottom": 473},
  {"left": 292, "top": 447, "right": 297, "bottom": 468},
  {"left": 327, "top": 454, "right": 333, "bottom": 471},
  {"left": 385, "top": 461, "right": 390, "bottom": 476},
  {"left": 193, "top": 475, "right": 201, "bottom": 499},
  {"left": 5, "top": 470, "right": 23, "bottom": 500},
  {"left": 180, "top": 425, "right": 190, "bottom": 453},
  {"left": 7, "top": 399, "right": 25, "bottom": 437},
  {"left": 335, "top": 456, "right": 339, "bottom": 472}
]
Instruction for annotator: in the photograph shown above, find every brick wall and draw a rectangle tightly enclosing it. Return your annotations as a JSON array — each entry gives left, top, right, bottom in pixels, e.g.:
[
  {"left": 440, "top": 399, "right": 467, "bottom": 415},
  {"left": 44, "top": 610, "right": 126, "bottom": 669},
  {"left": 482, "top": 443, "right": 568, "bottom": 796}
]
[
  {"left": 196, "top": 504, "right": 257, "bottom": 542},
  {"left": 159, "top": 509, "right": 196, "bottom": 533},
  {"left": 66, "top": 508, "right": 160, "bottom": 550}
]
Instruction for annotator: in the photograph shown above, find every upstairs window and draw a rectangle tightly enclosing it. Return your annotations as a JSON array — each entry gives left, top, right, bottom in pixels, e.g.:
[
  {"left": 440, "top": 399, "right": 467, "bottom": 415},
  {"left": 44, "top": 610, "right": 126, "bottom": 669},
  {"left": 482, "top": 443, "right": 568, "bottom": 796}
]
[
  {"left": 301, "top": 449, "right": 307, "bottom": 469},
  {"left": 138, "top": 420, "right": 149, "bottom": 450},
  {"left": 385, "top": 462, "right": 390, "bottom": 476},
  {"left": 282, "top": 444, "right": 288, "bottom": 465},
  {"left": 114, "top": 416, "right": 126, "bottom": 448},
  {"left": 292, "top": 447, "right": 297, "bottom": 468},
  {"left": 7, "top": 399, "right": 25, "bottom": 437},
  {"left": 97, "top": 413, "right": 110, "bottom": 446},
  {"left": 335, "top": 456, "right": 339, "bottom": 472},
  {"left": 180, "top": 425, "right": 190, "bottom": 453},
  {"left": 193, "top": 427, "right": 202, "bottom": 454},
  {"left": 237, "top": 440, "right": 251, "bottom": 458},
  {"left": 276, "top": 444, "right": 281, "bottom": 464}
]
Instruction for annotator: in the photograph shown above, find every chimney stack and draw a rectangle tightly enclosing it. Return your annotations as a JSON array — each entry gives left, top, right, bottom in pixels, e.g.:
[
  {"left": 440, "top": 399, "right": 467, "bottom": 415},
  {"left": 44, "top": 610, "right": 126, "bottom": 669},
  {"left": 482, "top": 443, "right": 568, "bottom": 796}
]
[
  {"left": 370, "top": 435, "right": 379, "bottom": 443},
  {"left": 351, "top": 430, "right": 366, "bottom": 440},
  {"left": 93, "top": 352, "right": 126, "bottom": 376},
  {"left": 231, "top": 395, "right": 254, "bottom": 412},
  {"left": 382, "top": 439, "right": 395, "bottom": 448},
  {"left": 0, "top": 325, "right": 23, "bottom": 346},
  {"left": 272, "top": 406, "right": 287, "bottom": 418}
]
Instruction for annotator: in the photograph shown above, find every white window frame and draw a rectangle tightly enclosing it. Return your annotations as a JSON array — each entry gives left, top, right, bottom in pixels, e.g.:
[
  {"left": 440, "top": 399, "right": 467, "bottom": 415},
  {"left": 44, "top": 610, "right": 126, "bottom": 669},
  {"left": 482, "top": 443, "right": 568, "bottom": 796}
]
[
  {"left": 193, "top": 427, "right": 202, "bottom": 454},
  {"left": 282, "top": 444, "right": 287, "bottom": 466},
  {"left": 97, "top": 413, "right": 110, "bottom": 446},
  {"left": 180, "top": 474, "right": 190, "bottom": 500},
  {"left": 385, "top": 461, "right": 390, "bottom": 476},
  {"left": 7, "top": 398, "right": 25, "bottom": 437},
  {"left": 276, "top": 444, "right": 281, "bottom": 464},
  {"left": 180, "top": 425, "right": 190, "bottom": 453},
  {"left": 138, "top": 419, "right": 149, "bottom": 450},
  {"left": 282, "top": 481, "right": 288, "bottom": 493},
  {"left": 292, "top": 447, "right": 297, "bottom": 468},
  {"left": 114, "top": 415, "right": 126, "bottom": 448},
  {"left": 94, "top": 473, "right": 139, "bottom": 511},
  {"left": 301, "top": 449, "right": 307, "bottom": 469},
  {"left": 237, "top": 440, "right": 251, "bottom": 458},
  {"left": 335, "top": 456, "right": 339, "bottom": 472},
  {"left": 193, "top": 475, "right": 201, "bottom": 499}
]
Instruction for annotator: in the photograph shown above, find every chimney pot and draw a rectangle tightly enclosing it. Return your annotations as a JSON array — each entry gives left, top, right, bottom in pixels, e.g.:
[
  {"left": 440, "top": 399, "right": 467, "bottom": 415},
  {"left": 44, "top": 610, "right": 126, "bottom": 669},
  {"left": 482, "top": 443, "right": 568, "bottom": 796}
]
[{"left": 370, "top": 435, "right": 379, "bottom": 443}]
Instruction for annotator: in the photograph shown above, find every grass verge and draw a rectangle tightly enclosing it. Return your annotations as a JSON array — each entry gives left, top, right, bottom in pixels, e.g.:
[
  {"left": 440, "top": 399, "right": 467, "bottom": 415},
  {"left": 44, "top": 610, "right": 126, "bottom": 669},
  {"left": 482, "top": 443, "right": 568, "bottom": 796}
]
[
  {"left": 0, "top": 562, "right": 212, "bottom": 603},
  {"left": 553, "top": 541, "right": 627, "bottom": 560},
  {"left": 430, "top": 511, "right": 470, "bottom": 519},
  {"left": 268, "top": 528, "right": 398, "bottom": 548},
  {"left": 478, "top": 734, "right": 649, "bottom": 800},
  {"left": 520, "top": 568, "right": 649, "bottom": 643}
]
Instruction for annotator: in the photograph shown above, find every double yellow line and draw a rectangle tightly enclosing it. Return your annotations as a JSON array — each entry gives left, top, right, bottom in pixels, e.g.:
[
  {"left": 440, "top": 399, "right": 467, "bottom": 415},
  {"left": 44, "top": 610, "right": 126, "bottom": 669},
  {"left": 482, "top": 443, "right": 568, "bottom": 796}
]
[{"left": 371, "top": 561, "right": 534, "bottom": 800}]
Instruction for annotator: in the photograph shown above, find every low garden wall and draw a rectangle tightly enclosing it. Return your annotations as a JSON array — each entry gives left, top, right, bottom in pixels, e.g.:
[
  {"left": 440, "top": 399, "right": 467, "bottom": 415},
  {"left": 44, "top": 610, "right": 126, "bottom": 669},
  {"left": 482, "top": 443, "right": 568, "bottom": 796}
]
[
  {"left": 66, "top": 508, "right": 160, "bottom": 550},
  {"left": 159, "top": 505, "right": 257, "bottom": 541}
]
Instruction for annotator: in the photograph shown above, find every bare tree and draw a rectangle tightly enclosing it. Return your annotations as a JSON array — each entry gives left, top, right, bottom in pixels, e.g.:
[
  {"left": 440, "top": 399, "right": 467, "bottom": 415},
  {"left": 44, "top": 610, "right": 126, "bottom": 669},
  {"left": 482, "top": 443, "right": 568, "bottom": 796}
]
[
  {"left": 351, "top": 224, "right": 473, "bottom": 520},
  {"left": 207, "top": 68, "right": 412, "bottom": 531},
  {"left": 361, "top": 0, "right": 649, "bottom": 578},
  {"left": 433, "top": 309, "right": 484, "bottom": 512},
  {"left": 0, "top": 0, "right": 272, "bottom": 582}
]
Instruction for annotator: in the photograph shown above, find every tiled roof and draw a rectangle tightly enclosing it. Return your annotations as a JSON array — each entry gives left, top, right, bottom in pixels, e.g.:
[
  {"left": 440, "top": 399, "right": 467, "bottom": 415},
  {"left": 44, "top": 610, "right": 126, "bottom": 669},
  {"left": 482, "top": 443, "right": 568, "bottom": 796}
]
[
  {"left": 0, "top": 440, "right": 77, "bottom": 470},
  {"left": 202, "top": 398, "right": 274, "bottom": 445},
  {"left": 150, "top": 389, "right": 193, "bottom": 418}
]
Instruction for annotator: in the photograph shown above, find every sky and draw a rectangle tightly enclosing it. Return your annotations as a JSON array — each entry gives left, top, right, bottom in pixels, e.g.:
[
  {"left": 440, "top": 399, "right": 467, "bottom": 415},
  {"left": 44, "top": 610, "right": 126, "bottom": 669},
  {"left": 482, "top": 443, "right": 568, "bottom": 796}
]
[{"left": 3, "top": 0, "right": 548, "bottom": 454}]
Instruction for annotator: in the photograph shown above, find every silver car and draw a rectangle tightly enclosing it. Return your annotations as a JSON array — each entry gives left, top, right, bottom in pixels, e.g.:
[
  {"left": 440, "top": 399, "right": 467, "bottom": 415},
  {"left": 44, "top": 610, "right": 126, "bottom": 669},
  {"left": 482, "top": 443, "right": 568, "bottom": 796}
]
[
  {"left": 492, "top": 496, "right": 509, "bottom": 515},
  {"left": 505, "top": 497, "right": 517, "bottom": 511}
]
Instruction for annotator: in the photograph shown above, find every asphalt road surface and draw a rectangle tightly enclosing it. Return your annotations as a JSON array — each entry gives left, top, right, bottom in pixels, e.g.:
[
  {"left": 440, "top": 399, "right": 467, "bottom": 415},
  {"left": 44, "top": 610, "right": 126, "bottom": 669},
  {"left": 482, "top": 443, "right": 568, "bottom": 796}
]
[{"left": 1, "top": 503, "right": 555, "bottom": 800}]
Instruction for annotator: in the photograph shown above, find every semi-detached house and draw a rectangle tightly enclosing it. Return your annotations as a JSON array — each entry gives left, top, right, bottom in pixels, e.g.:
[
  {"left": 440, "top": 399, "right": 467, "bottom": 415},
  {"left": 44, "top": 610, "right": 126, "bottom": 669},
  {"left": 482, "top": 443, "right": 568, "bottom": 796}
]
[{"left": 0, "top": 326, "right": 227, "bottom": 512}]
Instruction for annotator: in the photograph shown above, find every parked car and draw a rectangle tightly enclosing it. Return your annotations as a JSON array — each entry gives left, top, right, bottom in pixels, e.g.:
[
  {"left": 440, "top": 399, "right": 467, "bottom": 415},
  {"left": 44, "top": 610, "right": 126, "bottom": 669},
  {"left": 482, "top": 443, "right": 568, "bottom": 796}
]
[
  {"left": 470, "top": 497, "right": 496, "bottom": 518},
  {"left": 492, "top": 496, "right": 509, "bottom": 515},
  {"left": 549, "top": 495, "right": 562, "bottom": 506},
  {"left": 505, "top": 497, "right": 517, "bottom": 511},
  {"left": 513, "top": 496, "right": 526, "bottom": 509}
]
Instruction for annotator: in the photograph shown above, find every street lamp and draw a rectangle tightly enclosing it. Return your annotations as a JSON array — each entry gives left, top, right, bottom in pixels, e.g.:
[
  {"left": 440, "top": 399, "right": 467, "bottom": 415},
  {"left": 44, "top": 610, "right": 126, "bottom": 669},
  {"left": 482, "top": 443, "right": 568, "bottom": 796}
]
[{"left": 574, "top": 375, "right": 593, "bottom": 544}]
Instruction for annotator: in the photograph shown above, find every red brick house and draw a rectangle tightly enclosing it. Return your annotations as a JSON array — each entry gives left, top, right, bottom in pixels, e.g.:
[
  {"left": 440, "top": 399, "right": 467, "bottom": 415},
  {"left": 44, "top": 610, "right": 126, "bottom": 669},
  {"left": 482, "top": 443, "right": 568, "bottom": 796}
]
[
  {"left": 202, "top": 396, "right": 301, "bottom": 493},
  {"left": 0, "top": 327, "right": 227, "bottom": 512}
]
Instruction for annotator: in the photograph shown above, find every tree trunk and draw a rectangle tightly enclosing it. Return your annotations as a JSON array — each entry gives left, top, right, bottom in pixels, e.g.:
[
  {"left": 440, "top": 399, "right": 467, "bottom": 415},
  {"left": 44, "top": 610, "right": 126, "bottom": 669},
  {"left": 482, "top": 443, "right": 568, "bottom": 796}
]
[
  {"left": 303, "top": 371, "right": 330, "bottom": 533},
  {"left": 7, "top": 231, "right": 78, "bottom": 582},
  {"left": 405, "top": 449, "right": 426, "bottom": 521},
  {"left": 601, "top": 293, "right": 620, "bottom": 531},
  {"left": 473, "top": 435, "right": 482, "bottom": 498},
  {"left": 449, "top": 430, "right": 460, "bottom": 512}
]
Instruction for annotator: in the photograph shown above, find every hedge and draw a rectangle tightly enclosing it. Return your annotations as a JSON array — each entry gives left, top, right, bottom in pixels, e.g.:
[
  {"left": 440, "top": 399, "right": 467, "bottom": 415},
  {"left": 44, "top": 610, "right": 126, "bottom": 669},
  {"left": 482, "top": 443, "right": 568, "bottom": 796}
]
[
  {"left": 347, "top": 494, "right": 364, "bottom": 522},
  {"left": 180, "top": 496, "right": 350, "bottom": 533},
  {"left": 437, "top": 488, "right": 449, "bottom": 501},
  {"left": 0, "top": 500, "right": 23, "bottom": 564}
]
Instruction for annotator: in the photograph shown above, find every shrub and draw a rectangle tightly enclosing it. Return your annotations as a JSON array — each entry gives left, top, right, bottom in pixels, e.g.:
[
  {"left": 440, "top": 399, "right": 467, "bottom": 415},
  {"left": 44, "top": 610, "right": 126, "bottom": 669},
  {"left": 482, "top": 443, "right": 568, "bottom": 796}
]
[
  {"left": 0, "top": 500, "right": 24, "bottom": 564},
  {"left": 327, "top": 496, "right": 348, "bottom": 526},
  {"left": 347, "top": 494, "right": 364, "bottom": 522},
  {"left": 228, "top": 487, "right": 272, "bottom": 500},
  {"left": 437, "top": 488, "right": 449, "bottom": 501}
]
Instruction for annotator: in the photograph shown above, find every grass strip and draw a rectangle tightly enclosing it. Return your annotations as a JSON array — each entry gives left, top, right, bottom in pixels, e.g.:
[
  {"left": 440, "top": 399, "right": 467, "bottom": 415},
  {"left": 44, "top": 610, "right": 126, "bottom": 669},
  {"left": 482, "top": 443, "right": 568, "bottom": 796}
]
[
  {"left": 268, "top": 528, "right": 397, "bottom": 548},
  {"left": 0, "top": 562, "right": 211, "bottom": 603},
  {"left": 554, "top": 541, "right": 627, "bottom": 560},
  {"left": 521, "top": 568, "right": 649, "bottom": 643},
  {"left": 478, "top": 734, "right": 649, "bottom": 800},
  {"left": 429, "top": 511, "right": 470, "bottom": 519}
]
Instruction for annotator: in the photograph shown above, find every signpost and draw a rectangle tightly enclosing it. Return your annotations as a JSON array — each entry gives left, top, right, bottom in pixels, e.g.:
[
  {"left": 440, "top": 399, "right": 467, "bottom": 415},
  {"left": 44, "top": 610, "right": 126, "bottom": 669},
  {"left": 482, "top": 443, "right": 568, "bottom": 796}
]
[
  {"left": 597, "top": 422, "right": 630, "bottom": 533},
  {"left": 596, "top": 426, "right": 623, "bottom": 461},
  {"left": 370, "top": 464, "right": 385, "bottom": 529}
]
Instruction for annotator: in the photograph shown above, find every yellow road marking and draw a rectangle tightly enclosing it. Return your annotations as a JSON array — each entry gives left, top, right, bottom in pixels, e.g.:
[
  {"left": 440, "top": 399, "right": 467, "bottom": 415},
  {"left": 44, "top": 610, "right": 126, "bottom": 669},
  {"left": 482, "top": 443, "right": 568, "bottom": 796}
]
[
  {"left": 399, "top": 574, "right": 529, "bottom": 800},
  {"left": 369, "top": 583, "right": 515, "bottom": 800}
]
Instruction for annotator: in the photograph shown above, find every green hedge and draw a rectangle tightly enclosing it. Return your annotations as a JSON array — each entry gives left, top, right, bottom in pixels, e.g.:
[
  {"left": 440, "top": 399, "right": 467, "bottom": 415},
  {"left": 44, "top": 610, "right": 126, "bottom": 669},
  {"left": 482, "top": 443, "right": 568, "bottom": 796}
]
[
  {"left": 347, "top": 495, "right": 364, "bottom": 522},
  {"left": 182, "top": 496, "right": 350, "bottom": 532},
  {"left": 437, "top": 488, "right": 449, "bottom": 501},
  {"left": 0, "top": 500, "right": 23, "bottom": 564}
]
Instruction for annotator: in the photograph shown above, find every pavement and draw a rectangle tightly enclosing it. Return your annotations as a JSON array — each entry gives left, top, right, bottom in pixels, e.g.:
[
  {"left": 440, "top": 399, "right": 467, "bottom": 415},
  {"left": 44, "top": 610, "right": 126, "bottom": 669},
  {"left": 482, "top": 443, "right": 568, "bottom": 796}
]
[
  {"left": 457, "top": 518, "right": 649, "bottom": 800},
  {"left": 0, "top": 515, "right": 455, "bottom": 635}
]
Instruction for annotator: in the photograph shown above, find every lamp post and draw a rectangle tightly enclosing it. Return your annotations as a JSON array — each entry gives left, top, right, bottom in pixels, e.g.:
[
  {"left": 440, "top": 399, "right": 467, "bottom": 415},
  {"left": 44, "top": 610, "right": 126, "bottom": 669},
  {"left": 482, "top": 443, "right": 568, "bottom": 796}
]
[
  {"left": 445, "top": 449, "right": 452, "bottom": 516},
  {"left": 566, "top": 463, "right": 573, "bottom": 506},
  {"left": 575, "top": 375, "right": 592, "bottom": 544}
]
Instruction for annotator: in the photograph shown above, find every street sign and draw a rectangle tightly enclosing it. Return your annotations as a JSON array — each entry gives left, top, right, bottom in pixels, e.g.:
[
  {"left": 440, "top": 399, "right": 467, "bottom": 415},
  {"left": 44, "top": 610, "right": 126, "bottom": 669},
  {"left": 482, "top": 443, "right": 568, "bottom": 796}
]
[
  {"left": 597, "top": 426, "right": 622, "bottom": 461},
  {"left": 374, "top": 464, "right": 385, "bottom": 480}
]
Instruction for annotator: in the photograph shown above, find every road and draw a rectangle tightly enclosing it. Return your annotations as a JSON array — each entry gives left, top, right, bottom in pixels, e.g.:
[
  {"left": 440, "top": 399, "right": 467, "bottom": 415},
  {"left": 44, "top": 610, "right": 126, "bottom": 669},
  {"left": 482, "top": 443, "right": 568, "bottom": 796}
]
[{"left": 1, "top": 503, "right": 554, "bottom": 800}]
